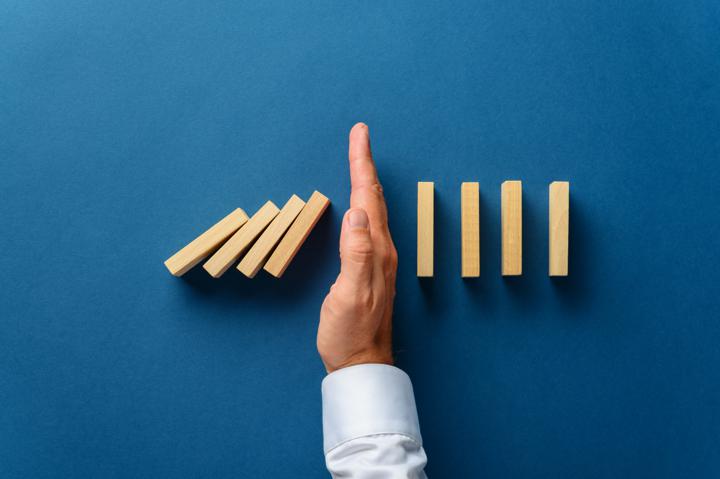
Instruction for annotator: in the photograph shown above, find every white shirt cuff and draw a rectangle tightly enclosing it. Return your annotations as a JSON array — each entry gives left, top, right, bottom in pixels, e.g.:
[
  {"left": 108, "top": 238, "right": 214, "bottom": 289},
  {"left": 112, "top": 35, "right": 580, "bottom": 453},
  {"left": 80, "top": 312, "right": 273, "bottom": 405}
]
[{"left": 321, "top": 364, "right": 422, "bottom": 454}]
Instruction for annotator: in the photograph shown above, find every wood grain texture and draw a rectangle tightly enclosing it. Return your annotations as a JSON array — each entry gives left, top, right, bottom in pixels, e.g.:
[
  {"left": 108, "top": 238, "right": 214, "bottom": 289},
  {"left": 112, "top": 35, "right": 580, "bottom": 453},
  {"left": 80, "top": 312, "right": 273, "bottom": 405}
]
[
  {"left": 417, "top": 181, "right": 434, "bottom": 277},
  {"left": 461, "top": 182, "right": 480, "bottom": 277},
  {"left": 202, "top": 201, "right": 280, "bottom": 278},
  {"left": 237, "top": 194, "right": 306, "bottom": 278},
  {"left": 263, "top": 191, "right": 330, "bottom": 278},
  {"left": 164, "top": 208, "right": 248, "bottom": 276},
  {"left": 549, "top": 181, "right": 570, "bottom": 276},
  {"left": 501, "top": 180, "right": 522, "bottom": 276}
]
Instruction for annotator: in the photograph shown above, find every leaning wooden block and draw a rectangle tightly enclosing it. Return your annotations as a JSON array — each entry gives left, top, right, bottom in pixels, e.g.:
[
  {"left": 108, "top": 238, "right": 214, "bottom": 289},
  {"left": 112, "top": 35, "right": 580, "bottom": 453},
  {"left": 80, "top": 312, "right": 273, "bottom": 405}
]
[
  {"left": 549, "top": 181, "right": 570, "bottom": 276},
  {"left": 263, "top": 191, "right": 330, "bottom": 278},
  {"left": 501, "top": 180, "right": 522, "bottom": 276},
  {"left": 417, "top": 181, "right": 434, "bottom": 277},
  {"left": 203, "top": 201, "right": 280, "bottom": 278},
  {"left": 164, "top": 208, "right": 249, "bottom": 276},
  {"left": 461, "top": 182, "right": 480, "bottom": 277},
  {"left": 237, "top": 194, "right": 306, "bottom": 278}
]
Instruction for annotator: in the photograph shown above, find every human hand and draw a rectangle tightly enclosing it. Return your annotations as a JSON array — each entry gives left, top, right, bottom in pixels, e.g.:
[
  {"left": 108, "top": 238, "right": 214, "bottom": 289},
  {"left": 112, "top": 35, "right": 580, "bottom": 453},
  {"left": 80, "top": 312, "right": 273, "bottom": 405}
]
[{"left": 317, "top": 123, "right": 398, "bottom": 373}]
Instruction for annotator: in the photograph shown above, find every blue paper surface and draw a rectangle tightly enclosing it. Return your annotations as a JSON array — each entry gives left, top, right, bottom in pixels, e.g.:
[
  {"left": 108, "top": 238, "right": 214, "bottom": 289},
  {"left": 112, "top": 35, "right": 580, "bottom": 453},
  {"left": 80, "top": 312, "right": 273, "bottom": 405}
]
[{"left": 2, "top": 1, "right": 719, "bottom": 477}]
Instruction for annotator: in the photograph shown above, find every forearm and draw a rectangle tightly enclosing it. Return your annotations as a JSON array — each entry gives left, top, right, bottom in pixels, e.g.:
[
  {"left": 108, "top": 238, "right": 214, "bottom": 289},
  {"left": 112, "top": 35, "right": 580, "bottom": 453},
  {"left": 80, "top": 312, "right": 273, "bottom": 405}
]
[{"left": 322, "top": 364, "right": 427, "bottom": 478}]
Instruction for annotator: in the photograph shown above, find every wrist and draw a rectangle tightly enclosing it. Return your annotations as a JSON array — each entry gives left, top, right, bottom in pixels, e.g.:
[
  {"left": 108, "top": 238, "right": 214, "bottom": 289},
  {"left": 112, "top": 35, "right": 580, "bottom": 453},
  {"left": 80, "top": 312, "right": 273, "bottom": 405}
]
[{"left": 323, "top": 350, "right": 394, "bottom": 373}]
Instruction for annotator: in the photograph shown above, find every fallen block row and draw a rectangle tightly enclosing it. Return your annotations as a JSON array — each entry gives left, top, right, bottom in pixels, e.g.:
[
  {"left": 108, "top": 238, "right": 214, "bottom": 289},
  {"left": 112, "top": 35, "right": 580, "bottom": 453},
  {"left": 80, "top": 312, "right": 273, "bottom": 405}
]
[
  {"left": 417, "top": 181, "right": 570, "bottom": 277},
  {"left": 164, "top": 191, "right": 330, "bottom": 278}
]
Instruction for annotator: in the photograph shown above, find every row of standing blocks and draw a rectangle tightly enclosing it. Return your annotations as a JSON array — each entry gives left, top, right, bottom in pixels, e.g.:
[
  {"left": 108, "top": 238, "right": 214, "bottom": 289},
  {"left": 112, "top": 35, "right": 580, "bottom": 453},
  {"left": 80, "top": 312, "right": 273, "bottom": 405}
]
[
  {"left": 417, "top": 181, "right": 570, "bottom": 277},
  {"left": 164, "top": 191, "right": 331, "bottom": 279}
]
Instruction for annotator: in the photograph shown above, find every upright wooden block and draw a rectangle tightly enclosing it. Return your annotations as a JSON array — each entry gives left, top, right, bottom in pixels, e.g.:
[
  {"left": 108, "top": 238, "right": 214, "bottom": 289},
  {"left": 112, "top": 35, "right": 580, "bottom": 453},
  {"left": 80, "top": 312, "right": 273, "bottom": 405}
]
[
  {"left": 549, "top": 181, "right": 570, "bottom": 276},
  {"left": 203, "top": 201, "right": 280, "bottom": 278},
  {"left": 237, "top": 194, "right": 306, "bottom": 278},
  {"left": 164, "top": 208, "right": 248, "bottom": 276},
  {"left": 461, "top": 182, "right": 480, "bottom": 277},
  {"left": 501, "top": 180, "right": 522, "bottom": 276},
  {"left": 417, "top": 181, "right": 434, "bottom": 277},
  {"left": 263, "top": 191, "right": 330, "bottom": 278}
]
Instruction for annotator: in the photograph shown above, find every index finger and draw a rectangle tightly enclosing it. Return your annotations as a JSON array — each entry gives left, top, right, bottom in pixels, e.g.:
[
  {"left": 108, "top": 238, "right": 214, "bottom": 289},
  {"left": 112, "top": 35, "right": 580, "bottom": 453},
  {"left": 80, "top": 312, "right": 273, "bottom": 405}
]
[
  {"left": 349, "top": 123, "right": 379, "bottom": 189},
  {"left": 348, "top": 123, "right": 390, "bottom": 232}
]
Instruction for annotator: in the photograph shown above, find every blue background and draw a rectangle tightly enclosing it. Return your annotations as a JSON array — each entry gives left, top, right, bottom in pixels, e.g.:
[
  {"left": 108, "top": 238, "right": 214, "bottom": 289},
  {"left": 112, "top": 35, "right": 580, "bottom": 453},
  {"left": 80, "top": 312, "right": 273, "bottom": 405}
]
[{"left": 2, "top": 1, "right": 719, "bottom": 477}]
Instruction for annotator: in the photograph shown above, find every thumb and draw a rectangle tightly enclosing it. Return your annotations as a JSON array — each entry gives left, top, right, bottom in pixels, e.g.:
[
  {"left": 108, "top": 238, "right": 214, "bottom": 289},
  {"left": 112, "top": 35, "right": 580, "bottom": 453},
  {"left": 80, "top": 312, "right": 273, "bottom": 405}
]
[{"left": 338, "top": 208, "right": 374, "bottom": 287}]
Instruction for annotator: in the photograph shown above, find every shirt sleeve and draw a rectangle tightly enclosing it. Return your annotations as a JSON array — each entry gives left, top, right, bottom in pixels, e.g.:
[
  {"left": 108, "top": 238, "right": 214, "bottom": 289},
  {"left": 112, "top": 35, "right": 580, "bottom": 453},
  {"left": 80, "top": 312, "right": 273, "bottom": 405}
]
[{"left": 322, "top": 364, "right": 428, "bottom": 478}]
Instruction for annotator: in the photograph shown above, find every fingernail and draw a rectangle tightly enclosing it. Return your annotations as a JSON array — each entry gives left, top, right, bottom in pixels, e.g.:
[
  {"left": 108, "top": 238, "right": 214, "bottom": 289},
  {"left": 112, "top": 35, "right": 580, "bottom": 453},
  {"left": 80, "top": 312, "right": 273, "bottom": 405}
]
[
  {"left": 348, "top": 209, "right": 369, "bottom": 228},
  {"left": 355, "top": 122, "right": 369, "bottom": 135}
]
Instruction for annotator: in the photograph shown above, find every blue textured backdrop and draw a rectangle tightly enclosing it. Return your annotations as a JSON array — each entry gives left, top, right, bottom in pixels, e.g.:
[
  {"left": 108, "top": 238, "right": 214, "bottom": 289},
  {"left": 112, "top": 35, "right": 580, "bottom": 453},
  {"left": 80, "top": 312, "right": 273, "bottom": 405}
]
[{"left": 2, "top": 1, "right": 719, "bottom": 477}]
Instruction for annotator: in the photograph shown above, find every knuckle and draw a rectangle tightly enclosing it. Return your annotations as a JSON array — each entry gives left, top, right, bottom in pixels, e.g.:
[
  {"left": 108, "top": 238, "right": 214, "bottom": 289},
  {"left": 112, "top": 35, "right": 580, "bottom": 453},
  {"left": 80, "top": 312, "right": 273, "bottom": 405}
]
[
  {"left": 389, "top": 246, "right": 398, "bottom": 267},
  {"left": 353, "top": 236, "right": 374, "bottom": 253},
  {"left": 359, "top": 182, "right": 384, "bottom": 198},
  {"left": 343, "top": 245, "right": 373, "bottom": 264},
  {"left": 321, "top": 295, "right": 338, "bottom": 319},
  {"left": 345, "top": 235, "right": 373, "bottom": 258},
  {"left": 381, "top": 246, "right": 398, "bottom": 271}
]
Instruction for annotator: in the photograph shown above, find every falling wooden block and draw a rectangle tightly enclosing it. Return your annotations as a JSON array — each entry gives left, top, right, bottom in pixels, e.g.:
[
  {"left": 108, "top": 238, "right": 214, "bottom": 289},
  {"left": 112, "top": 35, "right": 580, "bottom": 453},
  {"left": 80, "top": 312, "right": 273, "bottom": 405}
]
[
  {"left": 417, "top": 181, "right": 434, "bottom": 277},
  {"left": 461, "top": 182, "right": 480, "bottom": 277},
  {"left": 263, "top": 191, "right": 330, "bottom": 278},
  {"left": 549, "top": 181, "right": 570, "bottom": 276},
  {"left": 501, "top": 180, "right": 522, "bottom": 276},
  {"left": 237, "top": 194, "right": 306, "bottom": 278},
  {"left": 164, "top": 208, "right": 249, "bottom": 276},
  {"left": 203, "top": 201, "right": 280, "bottom": 278}
]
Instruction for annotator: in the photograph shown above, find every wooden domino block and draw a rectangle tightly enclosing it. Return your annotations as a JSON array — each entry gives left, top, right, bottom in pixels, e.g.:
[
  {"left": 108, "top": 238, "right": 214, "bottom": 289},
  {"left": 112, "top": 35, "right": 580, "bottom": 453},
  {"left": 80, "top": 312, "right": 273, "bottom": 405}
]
[
  {"left": 461, "top": 182, "right": 480, "bottom": 277},
  {"left": 501, "top": 180, "right": 522, "bottom": 276},
  {"left": 549, "top": 181, "right": 570, "bottom": 276},
  {"left": 164, "top": 208, "right": 249, "bottom": 276},
  {"left": 263, "top": 191, "right": 330, "bottom": 278},
  {"left": 203, "top": 201, "right": 280, "bottom": 278},
  {"left": 417, "top": 181, "right": 434, "bottom": 277},
  {"left": 237, "top": 194, "right": 306, "bottom": 278}
]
